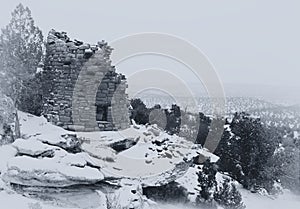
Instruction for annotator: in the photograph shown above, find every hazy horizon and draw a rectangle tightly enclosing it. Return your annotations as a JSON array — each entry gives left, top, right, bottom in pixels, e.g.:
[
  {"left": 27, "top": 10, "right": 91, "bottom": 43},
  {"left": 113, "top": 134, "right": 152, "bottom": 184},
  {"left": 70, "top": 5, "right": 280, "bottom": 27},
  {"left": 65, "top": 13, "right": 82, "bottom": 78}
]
[{"left": 1, "top": 0, "right": 299, "bottom": 103}]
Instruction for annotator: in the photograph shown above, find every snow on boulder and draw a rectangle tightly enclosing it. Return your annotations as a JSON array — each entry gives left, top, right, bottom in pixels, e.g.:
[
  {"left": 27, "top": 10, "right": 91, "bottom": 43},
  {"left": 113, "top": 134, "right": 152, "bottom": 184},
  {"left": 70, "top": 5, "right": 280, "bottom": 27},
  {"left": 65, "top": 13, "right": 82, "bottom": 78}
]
[
  {"left": 79, "top": 128, "right": 141, "bottom": 162},
  {"left": 9, "top": 112, "right": 204, "bottom": 190},
  {"left": 18, "top": 112, "right": 83, "bottom": 153},
  {"left": 0, "top": 144, "right": 17, "bottom": 173},
  {"left": 107, "top": 179, "right": 154, "bottom": 209},
  {"left": 175, "top": 165, "right": 200, "bottom": 202},
  {"left": 12, "top": 186, "right": 108, "bottom": 209},
  {"left": 1, "top": 112, "right": 107, "bottom": 188},
  {"left": 84, "top": 125, "right": 202, "bottom": 187},
  {"left": 0, "top": 189, "right": 89, "bottom": 209},
  {"left": 196, "top": 148, "right": 219, "bottom": 163},
  {"left": 175, "top": 165, "right": 232, "bottom": 203},
  {"left": 81, "top": 142, "right": 117, "bottom": 162},
  {"left": 3, "top": 148, "right": 105, "bottom": 187},
  {"left": 40, "top": 133, "right": 82, "bottom": 153},
  {"left": 12, "top": 138, "right": 59, "bottom": 157}
]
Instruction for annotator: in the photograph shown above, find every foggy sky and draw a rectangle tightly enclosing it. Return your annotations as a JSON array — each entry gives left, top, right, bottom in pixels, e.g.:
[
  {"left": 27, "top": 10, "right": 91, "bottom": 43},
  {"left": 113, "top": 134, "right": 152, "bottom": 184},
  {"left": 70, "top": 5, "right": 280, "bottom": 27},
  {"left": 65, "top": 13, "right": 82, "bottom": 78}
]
[{"left": 0, "top": 0, "right": 299, "bottom": 103}]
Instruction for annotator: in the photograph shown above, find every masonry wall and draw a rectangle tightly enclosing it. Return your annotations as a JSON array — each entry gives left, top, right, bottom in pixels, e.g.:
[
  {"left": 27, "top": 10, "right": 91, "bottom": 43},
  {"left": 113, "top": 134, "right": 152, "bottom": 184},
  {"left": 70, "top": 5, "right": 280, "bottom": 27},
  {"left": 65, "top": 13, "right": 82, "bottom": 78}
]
[{"left": 42, "top": 30, "right": 130, "bottom": 131}]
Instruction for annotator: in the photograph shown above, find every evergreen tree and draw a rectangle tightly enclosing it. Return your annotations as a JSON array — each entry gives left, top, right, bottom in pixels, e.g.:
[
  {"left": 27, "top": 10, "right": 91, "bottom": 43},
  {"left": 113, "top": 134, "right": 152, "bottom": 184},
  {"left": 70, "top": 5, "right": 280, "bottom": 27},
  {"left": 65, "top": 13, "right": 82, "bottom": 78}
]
[
  {"left": 196, "top": 160, "right": 218, "bottom": 208},
  {"left": 18, "top": 71, "right": 43, "bottom": 116},
  {"left": 195, "top": 112, "right": 211, "bottom": 146},
  {"left": 165, "top": 104, "right": 181, "bottom": 135},
  {"left": 130, "top": 98, "right": 149, "bottom": 125},
  {"left": 196, "top": 159, "right": 245, "bottom": 209},
  {"left": 143, "top": 182, "right": 189, "bottom": 203},
  {"left": 0, "top": 3, "right": 43, "bottom": 97},
  {"left": 0, "top": 4, "right": 44, "bottom": 133},
  {"left": 215, "top": 179, "right": 245, "bottom": 209},
  {"left": 274, "top": 136, "right": 300, "bottom": 193},
  {"left": 0, "top": 4, "right": 44, "bottom": 136},
  {"left": 216, "top": 112, "right": 279, "bottom": 193},
  {"left": 130, "top": 99, "right": 182, "bottom": 135}
]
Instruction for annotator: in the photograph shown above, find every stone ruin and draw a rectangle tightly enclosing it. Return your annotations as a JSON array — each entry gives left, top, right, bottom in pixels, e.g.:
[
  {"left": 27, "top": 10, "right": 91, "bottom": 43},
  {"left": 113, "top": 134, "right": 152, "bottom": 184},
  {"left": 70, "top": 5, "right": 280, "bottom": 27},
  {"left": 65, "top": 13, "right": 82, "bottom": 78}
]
[{"left": 42, "top": 30, "right": 130, "bottom": 132}]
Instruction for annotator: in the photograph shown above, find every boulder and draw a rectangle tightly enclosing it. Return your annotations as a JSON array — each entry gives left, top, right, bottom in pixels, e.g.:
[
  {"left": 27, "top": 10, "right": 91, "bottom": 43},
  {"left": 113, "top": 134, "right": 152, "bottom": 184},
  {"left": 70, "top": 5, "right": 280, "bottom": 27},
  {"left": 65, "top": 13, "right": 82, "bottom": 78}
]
[
  {"left": 109, "top": 137, "right": 139, "bottom": 152},
  {"left": 12, "top": 138, "right": 58, "bottom": 157},
  {"left": 11, "top": 185, "right": 108, "bottom": 209},
  {"left": 3, "top": 140, "right": 105, "bottom": 187},
  {"left": 84, "top": 126, "right": 201, "bottom": 187},
  {"left": 107, "top": 179, "right": 153, "bottom": 209}
]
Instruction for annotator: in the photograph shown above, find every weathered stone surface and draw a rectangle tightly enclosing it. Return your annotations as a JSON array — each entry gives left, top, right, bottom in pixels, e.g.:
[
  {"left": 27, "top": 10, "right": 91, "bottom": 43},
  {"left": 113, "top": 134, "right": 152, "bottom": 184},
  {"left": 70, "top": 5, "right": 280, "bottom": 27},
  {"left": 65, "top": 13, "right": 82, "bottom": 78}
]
[
  {"left": 42, "top": 30, "right": 130, "bottom": 132},
  {"left": 66, "top": 125, "right": 85, "bottom": 131},
  {"left": 109, "top": 137, "right": 138, "bottom": 152},
  {"left": 1, "top": 112, "right": 209, "bottom": 208},
  {"left": 107, "top": 179, "right": 153, "bottom": 209},
  {"left": 3, "top": 137, "right": 104, "bottom": 187},
  {"left": 12, "top": 187, "right": 108, "bottom": 209},
  {"left": 3, "top": 155, "right": 104, "bottom": 187},
  {"left": 12, "top": 138, "right": 58, "bottom": 157},
  {"left": 77, "top": 125, "right": 201, "bottom": 187}
]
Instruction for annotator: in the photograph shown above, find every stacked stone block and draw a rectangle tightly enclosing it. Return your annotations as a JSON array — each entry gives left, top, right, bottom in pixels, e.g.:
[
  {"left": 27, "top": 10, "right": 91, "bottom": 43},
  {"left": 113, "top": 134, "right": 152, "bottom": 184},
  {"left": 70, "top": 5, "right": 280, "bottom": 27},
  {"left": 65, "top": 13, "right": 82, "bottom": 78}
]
[{"left": 42, "top": 30, "right": 130, "bottom": 131}]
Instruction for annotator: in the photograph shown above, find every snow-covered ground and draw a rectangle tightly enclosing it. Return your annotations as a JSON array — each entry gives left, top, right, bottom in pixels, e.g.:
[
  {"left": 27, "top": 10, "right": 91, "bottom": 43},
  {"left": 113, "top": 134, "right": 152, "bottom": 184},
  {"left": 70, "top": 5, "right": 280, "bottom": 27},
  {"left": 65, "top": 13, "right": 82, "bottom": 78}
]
[
  {"left": 240, "top": 189, "right": 300, "bottom": 209},
  {"left": 0, "top": 191, "right": 80, "bottom": 209},
  {"left": 156, "top": 190, "right": 300, "bottom": 209},
  {"left": 0, "top": 111, "right": 300, "bottom": 209},
  {"left": 175, "top": 165, "right": 300, "bottom": 209},
  {"left": 0, "top": 188, "right": 299, "bottom": 209},
  {"left": 0, "top": 112, "right": 200, "bottom": 208}
]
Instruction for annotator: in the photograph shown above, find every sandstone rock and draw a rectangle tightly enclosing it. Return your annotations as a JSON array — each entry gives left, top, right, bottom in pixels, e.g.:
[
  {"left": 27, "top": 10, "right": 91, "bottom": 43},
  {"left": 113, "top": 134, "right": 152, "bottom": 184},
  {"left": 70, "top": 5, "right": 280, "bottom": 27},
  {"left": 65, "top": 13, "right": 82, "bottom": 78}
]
[
  {"left": 109, "top": 137, "right": 139, "bottom": 152},
  {"left": 107, "top": 179, "right": 153, "bottom": 209},
  {"left": 3, "top": 149, "right": 105, "bottom": 187},
  {"left": 55, "top": 134, "right": 82, "bottom": 153},
  {"left": 12, "top": 138, "right": 58, "bottom": 157},
  {"left": 15, "top": 187, "right": 108, "bottom": 209}
]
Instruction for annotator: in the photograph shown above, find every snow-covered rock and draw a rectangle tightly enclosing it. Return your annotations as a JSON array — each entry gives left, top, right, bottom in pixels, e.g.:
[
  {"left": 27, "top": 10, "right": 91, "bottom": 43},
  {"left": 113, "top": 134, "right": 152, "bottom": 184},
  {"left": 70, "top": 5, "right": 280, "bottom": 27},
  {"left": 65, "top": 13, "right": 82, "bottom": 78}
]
[
  {"left": 175, "top": 165, "right": 226, "bottom": 203},
  {"left": 1, "top": 111, "right": 208, "bottom": 208},
  {"left": 196, "top": 148, "right": 219, "bottom": 163},
  {"left": 3, "top": 145, "right": 105, "bottom": 187},
  {"left": 78, "top": 126, "right": 201, "bottom": 187},
  {"left": 12, "top": 138, "right": 59, "bottom": 157},
  {"left": 175, "top": 165, "right": 200, "bottom": 202},
  {"left": 3, "top": 112, "right": 200, "bottom": 189},
  {"left": 107, "top": 179, "right": 154, "bottom": 209},
  {"left": 1, "top": 112, "right": 107, "bottom": 187},
  {"left": 74, "top": 123, "right": 202, "bottom": 187},
  {"left": 0, "top": 145, "right": 17, "bottom": 173},
  {"left": 19, "top": 112, "right": 74, "bottom": 146},
  {"left": 0, "top": 190, "right": 75, "bottom": 209},
  {"left": 2, "top": 111, "right": 300, "bottom": 209},
  {"left": 17, "top": 186, "right": 108, "bottom": 209}
]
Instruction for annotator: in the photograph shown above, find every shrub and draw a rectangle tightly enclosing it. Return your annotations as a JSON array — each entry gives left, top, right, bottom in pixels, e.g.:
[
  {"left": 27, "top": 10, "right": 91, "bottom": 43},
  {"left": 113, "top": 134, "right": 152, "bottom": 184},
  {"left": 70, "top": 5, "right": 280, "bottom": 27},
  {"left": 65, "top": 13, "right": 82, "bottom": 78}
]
[
  {"left": 130, "top": 98, "right": 149, "bottom": 125},
  {"left": 216, "top": 112, "right": 280, "bottom": 193},
  {"left": 215, "top": 179, "right": 245, "bottom": 209},
  {"left": 143, "top": 182, "right": 189, "bottom": 203}
]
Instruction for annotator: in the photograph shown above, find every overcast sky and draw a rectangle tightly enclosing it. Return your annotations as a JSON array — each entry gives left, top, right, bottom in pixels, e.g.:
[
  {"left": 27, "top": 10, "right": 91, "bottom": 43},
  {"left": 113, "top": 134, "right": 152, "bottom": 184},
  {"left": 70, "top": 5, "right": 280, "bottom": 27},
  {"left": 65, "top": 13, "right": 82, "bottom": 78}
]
[{"left": 1, "top": 0, "right": 299, "bottom": 103}]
